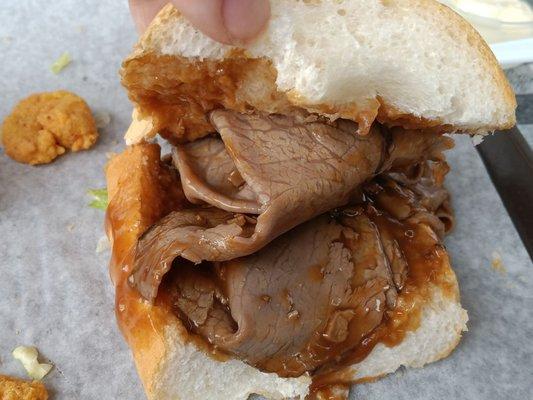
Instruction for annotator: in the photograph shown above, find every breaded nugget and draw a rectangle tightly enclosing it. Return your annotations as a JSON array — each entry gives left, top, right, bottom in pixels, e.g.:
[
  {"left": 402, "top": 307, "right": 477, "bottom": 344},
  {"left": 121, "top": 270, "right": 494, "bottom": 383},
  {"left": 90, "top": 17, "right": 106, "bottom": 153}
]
[
  {"left": 2, "top": 91, "right": 98, "bottom": 165},
  {"left": 0, "top": 375, "right": 48, "bottom": 400}
]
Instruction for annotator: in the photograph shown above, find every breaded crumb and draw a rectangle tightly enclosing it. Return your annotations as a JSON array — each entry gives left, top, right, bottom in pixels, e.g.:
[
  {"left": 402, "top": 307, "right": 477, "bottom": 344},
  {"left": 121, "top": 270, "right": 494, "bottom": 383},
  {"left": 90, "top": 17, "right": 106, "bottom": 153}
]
[
  {"left": 0, "top": 375, "right": 48, "bottom": 400},
  {"left": 2, "top": 91, "right": 98, "bottom": 165},
  {"left": 94, "top": 111, "right": 111, "bottom": 129},
  {"left": 491, "top": 251, "right": 506, "bottom": 274},
  {"left": 95, "top": 235, "right": 110, "bottom": 253}
]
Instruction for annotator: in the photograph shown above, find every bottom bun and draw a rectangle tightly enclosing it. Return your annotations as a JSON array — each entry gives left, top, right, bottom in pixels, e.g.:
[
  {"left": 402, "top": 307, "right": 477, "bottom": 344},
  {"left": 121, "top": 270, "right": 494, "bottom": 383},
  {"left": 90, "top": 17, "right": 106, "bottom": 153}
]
[
  {"left": 106, "top": 143, "right": 468, "bottom": 400},
  {"left": 146, "top": 285, "right": 466, "bottom": 400}
]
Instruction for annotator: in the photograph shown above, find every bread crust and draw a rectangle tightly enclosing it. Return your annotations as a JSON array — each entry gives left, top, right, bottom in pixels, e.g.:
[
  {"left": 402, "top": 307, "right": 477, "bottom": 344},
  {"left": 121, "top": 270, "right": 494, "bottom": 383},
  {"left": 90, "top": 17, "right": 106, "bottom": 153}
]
[
  {"left": 106, "top": 144, "right": 311, "bottom": 400},
  {"left": 424, "top": 1, "right": 516, "bottom": 123},
  {"left": 105, "top": 144, "right": 179, "bottom": 397}
]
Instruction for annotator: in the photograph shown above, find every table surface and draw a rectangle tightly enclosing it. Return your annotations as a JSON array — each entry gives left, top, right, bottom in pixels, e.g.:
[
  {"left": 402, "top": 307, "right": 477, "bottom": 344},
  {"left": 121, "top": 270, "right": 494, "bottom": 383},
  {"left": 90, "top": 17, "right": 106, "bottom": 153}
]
[{"left": 0, "top": 2, "right": 532, "bottom": 400}]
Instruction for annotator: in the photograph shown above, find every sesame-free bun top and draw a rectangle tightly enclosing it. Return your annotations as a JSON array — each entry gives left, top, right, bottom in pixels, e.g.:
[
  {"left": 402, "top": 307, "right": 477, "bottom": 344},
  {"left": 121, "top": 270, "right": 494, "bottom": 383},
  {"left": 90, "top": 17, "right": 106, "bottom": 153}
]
[{"left": 121, "top": 0, "right": 516, "bottom": 143}]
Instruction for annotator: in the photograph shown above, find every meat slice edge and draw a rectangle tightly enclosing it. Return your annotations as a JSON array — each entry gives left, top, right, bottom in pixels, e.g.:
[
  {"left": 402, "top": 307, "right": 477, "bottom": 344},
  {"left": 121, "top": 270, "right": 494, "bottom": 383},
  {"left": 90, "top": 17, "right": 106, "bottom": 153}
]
[
  {"left": 132, "top": 111, "right": 452, "bottom": 302},
  {"left": 167, "top": 162, "right": 454, "bottom": 377}
]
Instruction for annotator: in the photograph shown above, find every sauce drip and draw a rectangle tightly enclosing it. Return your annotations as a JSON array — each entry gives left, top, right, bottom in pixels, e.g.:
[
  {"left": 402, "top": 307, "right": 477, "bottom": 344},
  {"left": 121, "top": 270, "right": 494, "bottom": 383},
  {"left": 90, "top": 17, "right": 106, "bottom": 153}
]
[
  {"left": 310, "top": 204, "right": 456, "bottom": 395},
  {"left": 105, "top": 143, "right": 230, "bottom": 380},
  {"left": 106, "top": 144, "right": 456, "bottom": 398},
  {"left": 121, "top": 53, "right": 408, "bottom": 143}
]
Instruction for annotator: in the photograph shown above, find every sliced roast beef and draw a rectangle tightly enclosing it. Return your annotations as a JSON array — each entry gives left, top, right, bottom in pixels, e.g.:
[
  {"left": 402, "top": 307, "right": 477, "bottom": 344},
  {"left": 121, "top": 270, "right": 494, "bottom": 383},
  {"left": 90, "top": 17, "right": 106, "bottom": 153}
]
[
  {"left": 374, "top": 161, "right": 454, "bottom": 238},
  {"left": 167, "top": 164, "right": 453, "bottom": 377},
  {"left": 128, "top": 107, "right": 455, "bottom": 377},
  {"left": 380, "top": 127, "right": 453, "bottom": 171},
  {"left": 170, "top": 212, "right": 392, "bottom": 377},
  {"left": 133, "top": 113, "right": 383, "bottom": 300},
  {"left": 179, "top": 110, "right": 385, "bottom": 226},
  {"left": 132, "top": 111, "right": 452, "bottom": 302},
  {"left": 174, "top": 137, "right": 261, "bottom": 214}
]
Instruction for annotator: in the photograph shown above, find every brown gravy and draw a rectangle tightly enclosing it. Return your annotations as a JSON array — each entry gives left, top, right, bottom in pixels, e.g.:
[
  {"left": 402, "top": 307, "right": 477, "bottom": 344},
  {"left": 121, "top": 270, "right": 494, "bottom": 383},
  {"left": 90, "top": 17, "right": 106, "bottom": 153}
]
[
  {"left": 105, "top": 144, "right": 230, "bottom": 368},
  {"left": 310, "top": 206, "right": 456, "bottom": 394},
  {"left": 106, "top": 143, "right": 456, "bottom": 398}
]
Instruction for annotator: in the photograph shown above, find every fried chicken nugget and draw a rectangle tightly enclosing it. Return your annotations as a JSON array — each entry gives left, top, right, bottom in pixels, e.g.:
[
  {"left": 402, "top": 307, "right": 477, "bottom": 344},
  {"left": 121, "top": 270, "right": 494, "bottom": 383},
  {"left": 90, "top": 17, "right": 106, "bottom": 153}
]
[
  {"left": 0, "top": 375, "right": 48, "bottom": 400},
  {"left": 1, "top": 91, "right": 98, "bottom": 165}
]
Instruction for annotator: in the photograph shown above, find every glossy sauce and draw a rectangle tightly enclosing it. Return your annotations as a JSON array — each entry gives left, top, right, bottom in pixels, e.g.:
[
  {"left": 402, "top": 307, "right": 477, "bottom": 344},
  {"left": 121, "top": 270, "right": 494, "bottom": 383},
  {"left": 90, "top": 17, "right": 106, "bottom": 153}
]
[
  {"left": 106, "top": 144, "right": 180, "bottom": 361},
  {"left": 106, "top": 144, "right": 456, "bottom": 398},
  {"left": 308, "top": 263, "right": 326, "bottom": 283},
  {"left": 122, "top": 53, "right": 452, "bottom": 145},
  {"left": 105, "top": 144, "right": 230, "bottom": 376},
  {"left": 121, "top": 53, "right": 287, "bottom": 142},
  {"left": 310, "top": 204, "right": 456, "bottom": 395}
]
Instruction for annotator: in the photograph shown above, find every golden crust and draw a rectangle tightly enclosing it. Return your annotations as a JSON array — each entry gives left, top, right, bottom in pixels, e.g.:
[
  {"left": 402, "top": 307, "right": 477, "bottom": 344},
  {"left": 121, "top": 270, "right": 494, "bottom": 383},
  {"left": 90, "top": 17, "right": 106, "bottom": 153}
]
[
  {"left": 427, "top": 0, "right": 516, "bottom": 127},
  {"left": 1, "top": 91, "right": 98, "bottom": 165},
  {"left": 105, "top": 144, "right": 186, "bottom": 398},
  {"left": 0, "top": 375, "right": 48, "bottom": 400}
]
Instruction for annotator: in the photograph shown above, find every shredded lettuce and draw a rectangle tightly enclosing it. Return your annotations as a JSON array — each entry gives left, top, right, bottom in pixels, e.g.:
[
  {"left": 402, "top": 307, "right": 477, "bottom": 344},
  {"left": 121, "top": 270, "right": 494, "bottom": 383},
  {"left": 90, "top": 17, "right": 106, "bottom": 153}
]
[
  {"left": 88, "top": 188, "right": 108, "bottom": 210},
  {"left": 51, "top": 52, "right": 72, "bottom": 74}
]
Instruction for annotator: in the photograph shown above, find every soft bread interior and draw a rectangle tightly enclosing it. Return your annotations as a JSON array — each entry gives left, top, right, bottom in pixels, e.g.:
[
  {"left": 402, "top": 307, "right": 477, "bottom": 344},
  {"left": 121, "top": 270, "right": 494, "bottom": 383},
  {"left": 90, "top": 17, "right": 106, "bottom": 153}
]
[
  {"left": 350, "top": 285, "right": 467, "bottom": 381},
  {"left": 121, "top": 0, "right": 516, "bottom": 144},
  {"left": 106, "top": 144, "right": 468, "bottom": 400},
  {"left": 151, "top": 284, "right": 467, "bottom": 400}
]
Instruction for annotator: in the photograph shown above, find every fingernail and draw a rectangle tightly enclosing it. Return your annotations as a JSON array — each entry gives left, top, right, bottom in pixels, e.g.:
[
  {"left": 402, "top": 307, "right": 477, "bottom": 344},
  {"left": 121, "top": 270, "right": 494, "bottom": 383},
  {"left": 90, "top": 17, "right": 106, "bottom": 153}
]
[
  {"left": 222, "top": 0, "right": 271, "bottom": 44},
  {"left": 129, "top": 0, "right": 170, "bottom": 33}
]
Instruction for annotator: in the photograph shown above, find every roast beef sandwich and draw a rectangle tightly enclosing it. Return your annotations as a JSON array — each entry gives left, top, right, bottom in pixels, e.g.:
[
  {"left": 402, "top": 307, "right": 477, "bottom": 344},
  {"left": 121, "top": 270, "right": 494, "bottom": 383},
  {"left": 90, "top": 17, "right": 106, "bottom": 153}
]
[{"left": 105, "top": 1, "right": 516, "bottom": 399}]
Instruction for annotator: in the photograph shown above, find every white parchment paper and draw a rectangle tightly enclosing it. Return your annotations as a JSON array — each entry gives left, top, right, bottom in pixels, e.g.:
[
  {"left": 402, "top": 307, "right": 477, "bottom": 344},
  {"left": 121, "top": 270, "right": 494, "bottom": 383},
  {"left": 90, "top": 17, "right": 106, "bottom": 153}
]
[{"left": 0, "top": 1, "right": 531, "bottom": 399}]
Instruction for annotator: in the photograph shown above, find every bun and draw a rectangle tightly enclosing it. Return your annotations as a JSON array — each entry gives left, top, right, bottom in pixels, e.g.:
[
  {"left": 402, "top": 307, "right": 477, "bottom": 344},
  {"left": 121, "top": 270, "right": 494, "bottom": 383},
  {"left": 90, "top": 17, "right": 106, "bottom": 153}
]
[
  {"left": 106, "top": 144, "right": 467, "bottom": 400},
  {"left": 121, "top": 0, "right": 516, "bottom": 144}
]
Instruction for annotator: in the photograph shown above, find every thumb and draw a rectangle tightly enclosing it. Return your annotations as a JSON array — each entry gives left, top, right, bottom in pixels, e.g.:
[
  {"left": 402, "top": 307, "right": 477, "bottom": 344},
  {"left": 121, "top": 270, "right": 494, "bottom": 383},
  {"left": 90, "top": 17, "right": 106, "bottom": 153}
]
[
  {"left": 170, "top": 0, "right": 270, "bottom": 44},
  {"left": 129, "top": 0, "right": 169, "bottom": 33}
]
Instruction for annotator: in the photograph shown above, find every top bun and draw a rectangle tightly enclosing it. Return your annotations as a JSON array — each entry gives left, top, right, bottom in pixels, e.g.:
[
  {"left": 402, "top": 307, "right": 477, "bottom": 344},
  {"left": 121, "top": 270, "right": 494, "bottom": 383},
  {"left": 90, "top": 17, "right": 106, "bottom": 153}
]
[{"left": 121, "top": 0, "right": 516, "bottom": 143}]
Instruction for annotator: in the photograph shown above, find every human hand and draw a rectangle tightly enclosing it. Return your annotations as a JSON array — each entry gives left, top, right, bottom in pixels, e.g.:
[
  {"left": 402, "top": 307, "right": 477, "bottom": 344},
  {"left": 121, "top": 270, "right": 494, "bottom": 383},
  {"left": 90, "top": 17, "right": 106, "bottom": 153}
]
[{"left": 129, "top": 0, "right": 270, "bottom": 44}]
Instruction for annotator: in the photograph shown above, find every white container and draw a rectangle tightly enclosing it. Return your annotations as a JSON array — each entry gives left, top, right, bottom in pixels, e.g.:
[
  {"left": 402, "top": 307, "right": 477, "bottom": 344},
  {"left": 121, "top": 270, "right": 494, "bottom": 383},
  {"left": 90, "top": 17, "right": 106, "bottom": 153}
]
[
  {"left": 439, "top": 1, "right": 533, "bottom": 65},
  {"left": 440, "top": 0, "right": 533, "bottom": 43}
]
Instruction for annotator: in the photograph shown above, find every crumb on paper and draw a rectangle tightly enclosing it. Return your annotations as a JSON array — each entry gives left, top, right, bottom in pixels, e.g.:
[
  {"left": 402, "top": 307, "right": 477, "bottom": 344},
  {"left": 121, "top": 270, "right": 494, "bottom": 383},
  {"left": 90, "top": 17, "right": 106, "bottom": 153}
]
[
  {"left": 66, "top": 223, "right": 75, "bottom": 232},
  {"left": 96, "top": 235, "right": 110, "bottom": 253},
  {"left": 1, "top": 91, "right": 98, "bottom": 165},
  {"left": 94, "top": 111, "right": 111, "bottom": 129},
  {"left": 50, "top": 52, "right": 72, "bottom": 74},
  {"left": 314, "top": 384, "right": 349, "bottom": 400},
  {"left": 125, "top": 109, "right": 156, "bottom": 145},
  {"left": 1, "top": 36, "right": 13, "bottom": 45},
  {"left": 471, "top": 135, "right": 485, "bottom": 146},
  {"left": 12, "top": 346, "right": 53, "bottom": 381},
  {"left": 491, "top": 251, "right": 506, "bottom": 274},
  {"left": 0, "top": 375, "right": 48, "bottom": 400},
  {"left": 88, "top": 188, "right": 108, "bottom": 210},
  {"left": 105, "top": 151, "right": 117, "bottom": 160}
]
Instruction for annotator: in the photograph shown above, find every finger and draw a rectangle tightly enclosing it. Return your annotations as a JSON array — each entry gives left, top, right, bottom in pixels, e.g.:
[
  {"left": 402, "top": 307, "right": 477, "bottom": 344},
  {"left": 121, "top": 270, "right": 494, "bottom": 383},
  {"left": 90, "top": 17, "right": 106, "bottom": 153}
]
[
  {"left": 171, "top": 0, "right": 270, "bottom": 44},
  {"left": 129, "top": 0, "right": 169, "bottom": 33},
  {"left": 170, "top": 0, "right": 230, "bottom": 43},
  {"left": 222, "top": 0, "right": 270, "bottom": 43}
]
